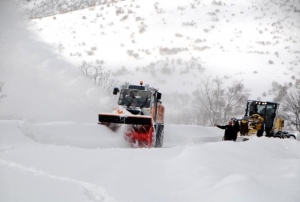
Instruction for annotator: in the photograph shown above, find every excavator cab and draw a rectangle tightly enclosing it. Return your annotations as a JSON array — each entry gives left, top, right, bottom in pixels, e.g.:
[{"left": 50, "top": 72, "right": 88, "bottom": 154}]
[{"left": 245, "top": 101, "right": 278, "bottom": 117}]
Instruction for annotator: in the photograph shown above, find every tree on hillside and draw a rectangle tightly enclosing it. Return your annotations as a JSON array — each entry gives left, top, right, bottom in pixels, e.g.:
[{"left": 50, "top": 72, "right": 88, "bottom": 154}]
[
  {"left": 26, "top": 0, "right": 105, "bottom": 19},
  {"left": 268, "top": 81, "right": 290, "bottom": 102},
  {"left": 79, "top": 60, "right": 119, "bottom": 94},
  {"left": 192, "top": 77, "right": 250, "bottom": 126},
  {"left": 0, "top": 82, "right": 6, "bottom": 101},
  {"left": 281, "top": 90, "right": 300, "bottom": 130}
]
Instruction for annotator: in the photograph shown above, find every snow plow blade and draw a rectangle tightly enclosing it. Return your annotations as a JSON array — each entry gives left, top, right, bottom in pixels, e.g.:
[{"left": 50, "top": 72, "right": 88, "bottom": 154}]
[{"left": 98, "top": 114, "right": 152, "bottom": 125}]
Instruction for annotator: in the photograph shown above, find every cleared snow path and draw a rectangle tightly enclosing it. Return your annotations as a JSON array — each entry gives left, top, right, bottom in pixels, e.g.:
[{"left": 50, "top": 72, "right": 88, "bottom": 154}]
[{"left": 18, "top": 121, "right": 224, "bottom": 148}]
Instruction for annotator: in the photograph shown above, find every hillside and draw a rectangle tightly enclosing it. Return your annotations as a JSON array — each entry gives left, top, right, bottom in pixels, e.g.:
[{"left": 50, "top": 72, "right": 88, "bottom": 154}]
[{"left": 22, "top": 0, "right": 300, "bottom": 99}]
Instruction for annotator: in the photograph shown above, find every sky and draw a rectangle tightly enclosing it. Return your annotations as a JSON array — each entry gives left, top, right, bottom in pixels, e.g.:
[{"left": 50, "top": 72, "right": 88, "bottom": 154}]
[{"left": 0, "top": 1, "right": 300, "bottom": 201}]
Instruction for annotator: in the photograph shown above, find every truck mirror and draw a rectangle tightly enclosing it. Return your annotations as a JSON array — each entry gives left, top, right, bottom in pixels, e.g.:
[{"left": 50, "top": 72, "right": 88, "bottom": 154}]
[{"left": 113, "top": 88, "right": 119, "bottom": 95}]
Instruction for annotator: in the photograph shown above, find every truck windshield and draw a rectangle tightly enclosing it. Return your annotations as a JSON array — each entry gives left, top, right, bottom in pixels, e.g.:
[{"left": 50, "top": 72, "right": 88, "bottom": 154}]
[{"left": 118, "top": 89, "right": 151, "bottom": 108}]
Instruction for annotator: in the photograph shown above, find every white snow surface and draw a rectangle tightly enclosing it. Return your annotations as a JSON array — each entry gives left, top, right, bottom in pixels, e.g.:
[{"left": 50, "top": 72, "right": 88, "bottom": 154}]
[
  {"left": 1, "top": 121, "right": 300, "bottom": 202},
  {"left": 1, "top": 1, "right": 300, "bottom": 202}
]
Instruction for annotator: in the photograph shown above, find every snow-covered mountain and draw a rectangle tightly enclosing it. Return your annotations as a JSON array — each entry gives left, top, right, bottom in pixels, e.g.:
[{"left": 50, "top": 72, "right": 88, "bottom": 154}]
[{"left": 22, "top": 0, "right": 300, "bottom": 100}]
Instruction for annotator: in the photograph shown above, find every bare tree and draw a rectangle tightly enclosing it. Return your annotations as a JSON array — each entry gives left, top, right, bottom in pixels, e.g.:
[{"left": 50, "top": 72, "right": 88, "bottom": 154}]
[
  {"left": 223, "top": 80, "right": 250, "bottom": 120},
  {"left": 192, "top": 77, "right": 250, "bottom": 126},
  {"left": 79, "top": 60, "right": 119, "bottom": 94},
  {"left": 193, "top": 77, "right": 224, "bottom": 125},
  {"left": 80, "top": 61, "right": 93, "bottom": 78},
  {"left": 281, "top": 90, "right": 300, "bottom": 130},
  {"left": 268, "top": 81, "right": 290, "bottom": 102},
  {"left": 0, "top": 82, "right": 6, "bottom": 101}
]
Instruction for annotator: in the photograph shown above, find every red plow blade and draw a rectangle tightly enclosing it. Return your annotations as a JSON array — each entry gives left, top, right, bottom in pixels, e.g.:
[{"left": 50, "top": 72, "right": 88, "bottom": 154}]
[{"left": 98, "top": 113, "right": 155, "bottom": 147}]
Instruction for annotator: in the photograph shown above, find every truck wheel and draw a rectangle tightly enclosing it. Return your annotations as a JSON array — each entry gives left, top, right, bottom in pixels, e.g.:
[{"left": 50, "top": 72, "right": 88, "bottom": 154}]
[{"left": 155, "top": 124, "right": 164, "bottom": 148}]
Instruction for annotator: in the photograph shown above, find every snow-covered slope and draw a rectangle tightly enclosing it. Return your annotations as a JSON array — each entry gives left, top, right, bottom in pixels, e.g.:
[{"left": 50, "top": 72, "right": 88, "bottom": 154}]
[{"left": 27, "top": 0, "right": 300, "bottom": 99}]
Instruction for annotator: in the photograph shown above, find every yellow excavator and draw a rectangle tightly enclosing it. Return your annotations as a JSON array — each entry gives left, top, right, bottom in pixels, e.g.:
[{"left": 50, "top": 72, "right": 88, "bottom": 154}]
[{"left": 239, "top": 100, "right": 288, "bottom": 138}]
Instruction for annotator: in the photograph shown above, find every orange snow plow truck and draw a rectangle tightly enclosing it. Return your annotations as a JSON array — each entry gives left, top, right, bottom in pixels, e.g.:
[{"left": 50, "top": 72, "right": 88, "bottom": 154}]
[{"left": 98, "top": 81, "right": 165, "bottom": 148}]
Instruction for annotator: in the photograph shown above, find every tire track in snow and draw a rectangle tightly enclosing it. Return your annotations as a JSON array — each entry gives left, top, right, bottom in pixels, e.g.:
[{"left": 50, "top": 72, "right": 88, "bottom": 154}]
[
  {"left": 0, "top": 145, "right": 52, "bottom": 153},
  {"left": 0, "top": 159, "right": 118, "bottom": 202}
]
